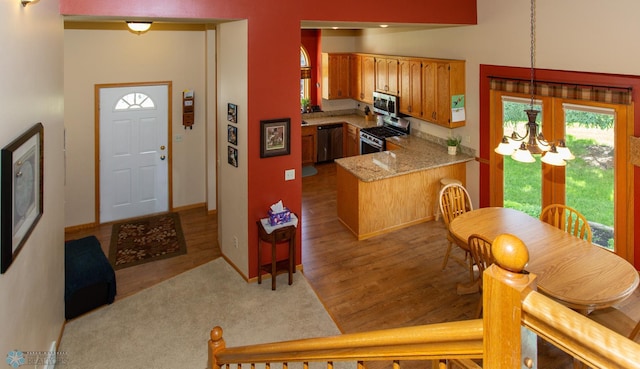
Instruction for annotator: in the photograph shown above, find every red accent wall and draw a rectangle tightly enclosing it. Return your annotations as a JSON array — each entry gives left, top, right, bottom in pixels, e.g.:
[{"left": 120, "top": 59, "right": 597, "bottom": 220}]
[
  {"left": 59, "top": 0, "right": 477, "bottom": 278},
  {"left": 479, "top": 64, "right": 640, "bottom": 268}
]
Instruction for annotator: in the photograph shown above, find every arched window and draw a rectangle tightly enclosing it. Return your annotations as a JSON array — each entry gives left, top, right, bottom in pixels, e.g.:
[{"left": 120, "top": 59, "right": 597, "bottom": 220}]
[
  {"left": 300, "top": 46, "right": 311, "bottom": 105},
  {"left": 114, "top": 92, "right": 156, "bottom": 111}
]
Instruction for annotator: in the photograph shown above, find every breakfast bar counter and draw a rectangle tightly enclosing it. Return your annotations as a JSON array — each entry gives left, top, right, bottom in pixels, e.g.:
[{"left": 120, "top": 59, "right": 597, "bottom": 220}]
[
  {"left": 335, "top": 136, "right": 473, "bottom": 182},
  {"left": 334, "top": 135, "right": 473, "bottom": 240}
]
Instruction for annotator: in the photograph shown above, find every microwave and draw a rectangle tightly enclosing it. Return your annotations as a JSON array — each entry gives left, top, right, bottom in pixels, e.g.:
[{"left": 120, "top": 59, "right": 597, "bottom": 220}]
[{"left": 372, "top": 91, "right": 399, "bottom": 118}]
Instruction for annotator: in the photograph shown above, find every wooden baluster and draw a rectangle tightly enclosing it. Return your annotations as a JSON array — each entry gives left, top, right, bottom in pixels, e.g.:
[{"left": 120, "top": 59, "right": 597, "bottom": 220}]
[
  {"left": 209, "top": 326, "right": 226, "bottom": 369},
  {"left": 327, "top": 361, "right": 333, "bottom": 369},
  {"left": 357, "top": 361, "right": 364, "bottom": 369},
  {"left": 304, "top": 362, "right": 309, "bottom": 369},
  {"left": 431, "top": 359, "right": 446, "bottom": 369},
  {"left": 483, "top": 234, "right": 537, "bottom": 369},
  {"left": 392, "top": 360, "right": 400, "bottom": 369}
]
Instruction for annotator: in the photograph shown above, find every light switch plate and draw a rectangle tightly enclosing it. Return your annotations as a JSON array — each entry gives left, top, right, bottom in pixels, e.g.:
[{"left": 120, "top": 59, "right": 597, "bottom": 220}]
[{"left": 285, "top": 169, "right": 295, "bottom": 181}]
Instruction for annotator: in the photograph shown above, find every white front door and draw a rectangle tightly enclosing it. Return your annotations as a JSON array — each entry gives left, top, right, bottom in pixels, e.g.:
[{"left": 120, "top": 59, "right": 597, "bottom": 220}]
[{"left": 99, "top": 85, "right": 169, "bottom": 223}]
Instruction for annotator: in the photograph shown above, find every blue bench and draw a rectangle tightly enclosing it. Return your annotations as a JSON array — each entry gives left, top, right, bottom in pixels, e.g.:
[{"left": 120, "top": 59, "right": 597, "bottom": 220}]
[{"left": 65, "top": 236, "right": 116, "bottom": 319}]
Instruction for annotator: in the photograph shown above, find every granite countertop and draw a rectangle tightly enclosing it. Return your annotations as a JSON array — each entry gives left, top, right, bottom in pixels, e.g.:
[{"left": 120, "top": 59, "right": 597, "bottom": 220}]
[
  {"left": 301, "top": 112, "right": 378, "bottom": 130},
  {"left": 301, "top": 110, "right": 474, "bottom": 182},
  {"left": 335, "top": 134, "right": 474, "bottom": 182}
]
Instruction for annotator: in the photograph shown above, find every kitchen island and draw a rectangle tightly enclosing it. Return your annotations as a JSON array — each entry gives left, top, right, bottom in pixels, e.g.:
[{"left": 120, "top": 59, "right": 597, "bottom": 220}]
[{"left": 335, "top": 135, "right": 473, "bottom": 240}]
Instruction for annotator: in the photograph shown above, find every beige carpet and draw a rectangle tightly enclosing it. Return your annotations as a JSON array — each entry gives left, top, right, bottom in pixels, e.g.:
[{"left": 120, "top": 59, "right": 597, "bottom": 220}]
[{"left": 59, "top": 258, "right": 345, "bottom": 369}]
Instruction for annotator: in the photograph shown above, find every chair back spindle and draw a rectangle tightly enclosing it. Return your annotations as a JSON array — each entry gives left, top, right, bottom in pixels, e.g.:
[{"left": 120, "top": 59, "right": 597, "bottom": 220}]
[
  {"left": 439, "top": 184, "right": 473, "bottom": 226},
  {"left": 539, "top": 204, "right": 592, "bottom": 242}
]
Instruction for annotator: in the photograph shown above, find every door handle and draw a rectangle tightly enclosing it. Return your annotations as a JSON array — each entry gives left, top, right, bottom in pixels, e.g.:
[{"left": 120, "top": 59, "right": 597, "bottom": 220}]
[
  {"left": 160, "top": 155, "right": 166, "bottom": 160},
  {"left": 160, "top": 145, "right": 166, "bottom": 150}
]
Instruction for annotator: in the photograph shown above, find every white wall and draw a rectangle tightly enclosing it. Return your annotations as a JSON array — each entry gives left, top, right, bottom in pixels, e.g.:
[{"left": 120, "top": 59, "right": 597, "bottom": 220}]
[
  {"left": 323, "top": 0, "right": 640, "bottom": 208},
  {"left": 64, "top": 27, "right": 208, "bottom": 227},
  {"left": 206, "top": 29, "right": 218, "bottom": 212},
  {"left": 0, "top": 0, "right": 65, "bottom": 358},
  {"left": 217, "top": 20, "right": 249, "bottom": 276}
]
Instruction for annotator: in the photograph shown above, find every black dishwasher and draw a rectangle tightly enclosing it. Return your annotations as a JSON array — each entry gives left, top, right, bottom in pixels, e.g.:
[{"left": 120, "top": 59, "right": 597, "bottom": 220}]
[{"left": 316, "top": 123, "right": 343, "bottom": 162}]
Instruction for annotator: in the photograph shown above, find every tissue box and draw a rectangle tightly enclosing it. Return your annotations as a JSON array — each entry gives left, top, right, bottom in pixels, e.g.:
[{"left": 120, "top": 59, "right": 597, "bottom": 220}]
[{"left": 268, "top": 207, "right": 291, "bottom": 226}]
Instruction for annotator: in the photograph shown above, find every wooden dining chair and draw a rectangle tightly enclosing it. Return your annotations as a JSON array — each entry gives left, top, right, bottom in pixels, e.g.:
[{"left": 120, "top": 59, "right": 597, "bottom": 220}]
[
  {"left": 468, "top": 234, "right": 494, "bottom": 318},
  {"left": 439, "top": 183, "right": 474, "bottom": 280},
  {"left": 539, "top": 204, "right": 593, "bottom": 242}
]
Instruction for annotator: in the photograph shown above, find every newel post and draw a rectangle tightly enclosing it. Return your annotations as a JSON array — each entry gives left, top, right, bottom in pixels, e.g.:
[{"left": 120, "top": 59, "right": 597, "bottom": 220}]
[
  {"left": 209, "top": 326, "right": 226, "bottom": 369},
  {"left": 483, "top": 234, "right": 538, "bottom": 369}
]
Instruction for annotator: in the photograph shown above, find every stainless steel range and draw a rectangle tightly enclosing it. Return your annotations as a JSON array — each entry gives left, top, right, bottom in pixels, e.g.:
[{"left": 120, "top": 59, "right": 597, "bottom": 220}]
[{"left": 360, "top": 114, "right": 410, "bottom": 154}]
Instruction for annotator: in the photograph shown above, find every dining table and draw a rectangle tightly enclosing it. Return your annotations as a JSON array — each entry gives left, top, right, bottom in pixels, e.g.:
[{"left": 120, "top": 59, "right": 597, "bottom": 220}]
[{"left": 449, "top": 207, "right": 639, "bottom": 314}]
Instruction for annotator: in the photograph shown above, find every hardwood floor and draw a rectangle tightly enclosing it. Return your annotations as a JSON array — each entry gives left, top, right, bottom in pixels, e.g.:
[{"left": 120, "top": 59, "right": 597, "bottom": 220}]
[{"left": 65, "top": 162, "right": 639, "bottom": 367}]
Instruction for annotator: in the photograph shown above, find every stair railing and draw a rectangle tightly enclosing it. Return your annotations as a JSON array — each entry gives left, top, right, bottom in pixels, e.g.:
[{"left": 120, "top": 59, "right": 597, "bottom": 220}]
[{"left": 210, "top": 234, "right": 640, "bottom": 369}]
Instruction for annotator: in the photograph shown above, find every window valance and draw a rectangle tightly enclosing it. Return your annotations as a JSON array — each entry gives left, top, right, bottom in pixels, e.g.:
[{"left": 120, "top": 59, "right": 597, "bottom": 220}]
[{"left": 489, "top": 76, "right": 632, "bottom": 105}]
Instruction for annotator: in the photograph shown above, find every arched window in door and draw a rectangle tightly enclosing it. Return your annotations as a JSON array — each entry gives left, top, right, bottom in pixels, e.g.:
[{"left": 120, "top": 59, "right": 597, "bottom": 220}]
[
  {"left": 114, "top": 92, "right": 156, "bottom": 110},
  {"left": 300, "top": 46, "right": 311, "bottom": 107}
]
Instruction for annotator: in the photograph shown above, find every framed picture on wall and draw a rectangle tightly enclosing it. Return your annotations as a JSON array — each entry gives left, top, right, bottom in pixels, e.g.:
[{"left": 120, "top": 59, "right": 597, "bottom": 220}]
[
  {"left": 260, "top": 118, "right": 290, "bottom": 158},
  {"left": 228, "top": 146, "right": 238, "bottom": 167},
  {"left": 1, "top": 122, "right": 44, "bottom": 274},
  {"left": 227, "top": 125, "right": 237, "bottom": 145},
  {"left": 227, "top": 103, "right": 237, "bottom": 123}
]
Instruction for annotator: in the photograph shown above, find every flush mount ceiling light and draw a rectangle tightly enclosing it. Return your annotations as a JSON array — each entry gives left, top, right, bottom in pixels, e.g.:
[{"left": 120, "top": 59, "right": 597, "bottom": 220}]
[
  {"left": 493, "top": 0, "right": 573, "bottom": 166},
  {"left": 379, "top": 24, "right": 389, "bottom": 28},
  {"left": 126, "top": 21, "right": 152, "bottom": 33}
]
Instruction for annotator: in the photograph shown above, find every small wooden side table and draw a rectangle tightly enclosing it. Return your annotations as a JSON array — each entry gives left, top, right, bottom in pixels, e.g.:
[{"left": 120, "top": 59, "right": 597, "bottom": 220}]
[{"left": 257, "top": 215, "right": 297, "bottom": 290}]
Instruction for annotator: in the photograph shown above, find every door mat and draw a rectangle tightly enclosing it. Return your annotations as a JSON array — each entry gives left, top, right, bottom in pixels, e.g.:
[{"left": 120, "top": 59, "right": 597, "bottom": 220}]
[
  {"left": 109, "top": 212, "right": 186, "bottom": 270},
  {"left": 302, "top": 165, "right": 318, "bottom": 177}
]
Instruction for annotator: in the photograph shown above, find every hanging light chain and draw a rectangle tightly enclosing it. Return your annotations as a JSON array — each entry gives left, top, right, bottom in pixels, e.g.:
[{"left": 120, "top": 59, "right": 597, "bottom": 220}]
[{"left": 530, "top": 0, "right": 536, "bottom": 109}]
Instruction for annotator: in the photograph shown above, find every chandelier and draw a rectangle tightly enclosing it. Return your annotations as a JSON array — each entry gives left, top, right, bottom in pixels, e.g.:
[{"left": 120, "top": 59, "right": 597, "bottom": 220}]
[{"left": 494, "top": 0, "right": 574, "bottom": 166}]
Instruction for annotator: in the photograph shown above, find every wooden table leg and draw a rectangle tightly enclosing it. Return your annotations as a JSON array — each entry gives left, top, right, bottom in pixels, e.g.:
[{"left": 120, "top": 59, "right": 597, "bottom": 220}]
[
  {"left": 456, "top": 278, "right": 480, "bottom": 295},
  {"left": 271, "top": 239, "right": 277, "bottom": 291},
  {"left": 288, "top": 237, "right": 294, "bottom": 285},
  {"left": 257, "top": 234, "right": 262, "bottom": 285}
]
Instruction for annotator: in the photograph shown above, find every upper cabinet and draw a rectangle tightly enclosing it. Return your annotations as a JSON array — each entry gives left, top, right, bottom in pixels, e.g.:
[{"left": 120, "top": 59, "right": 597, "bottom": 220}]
[
  {"left": 320, "top": 53, "right": 465, "bottom": 128},
  {"left": 375, "top": 57, "right": 399, "bottom": 95},
  {"left": 350, "top": 54, "right": 375, "bottom": 104},
  {"left": 422, "top": 59, "right": 466, "bottom": 128},
  {"left": 398, "top": 58, "right": 423, "bottom": 118},
  {"left": 322, "top": 53, "right": 351, "bottom": 100}
]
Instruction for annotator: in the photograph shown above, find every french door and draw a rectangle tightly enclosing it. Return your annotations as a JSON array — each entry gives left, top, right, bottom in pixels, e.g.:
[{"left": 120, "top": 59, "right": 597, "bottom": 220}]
[{"left": 490, "top": 90, "right": 633, "bottom": 258}]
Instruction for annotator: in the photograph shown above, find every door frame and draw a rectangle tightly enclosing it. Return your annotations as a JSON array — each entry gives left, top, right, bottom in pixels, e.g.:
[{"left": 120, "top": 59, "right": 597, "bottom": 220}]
[
  {"left": 490, "top": 91, "right": 631, "bottom": 256},
  {"left": 94, "top": 81, "right": 173, "bottom": 224}
]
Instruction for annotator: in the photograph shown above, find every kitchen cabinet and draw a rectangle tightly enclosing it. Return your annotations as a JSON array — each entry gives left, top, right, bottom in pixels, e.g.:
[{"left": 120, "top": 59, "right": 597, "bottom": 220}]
[
  {"left": 375, "top": 57, "right": 399, "bottom": 95},
  {"left": 385, "top": 141, "right": 401, "bottom": 151},
  {"left": 350, "top": 54, "right": 375, "bottom": 104},
  {"left": 398, "top": 58, "right": 423, "bottom": 117},
  {"left": 422, "top": 59, "right": 466, "bottom": 128},
  {"left": 302, "top": 125, "right": 317, "bottom": 165},
  {"left": 322, "top": 53, "right": 350, "bottom": 100},
  {"left": 344, "top": 123, "right": 360, "bottom": 157},
  {"left": 337, "top": 161, "right": 466, "bottom": 240}
]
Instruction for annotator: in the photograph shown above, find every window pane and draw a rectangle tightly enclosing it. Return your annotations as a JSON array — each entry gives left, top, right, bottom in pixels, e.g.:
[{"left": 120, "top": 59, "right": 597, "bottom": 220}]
[
  {"left": 300, "top": 46, "right": 310, "bottom": 102},
  {"left": 564, "top": 105, "right": 615, "bottom": 250},
  {"left": 502, "top": 99, "right": 542, "bottom": 217},
  {"left": 114, "top": 92, "right": 155, "bottom": 110}
]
